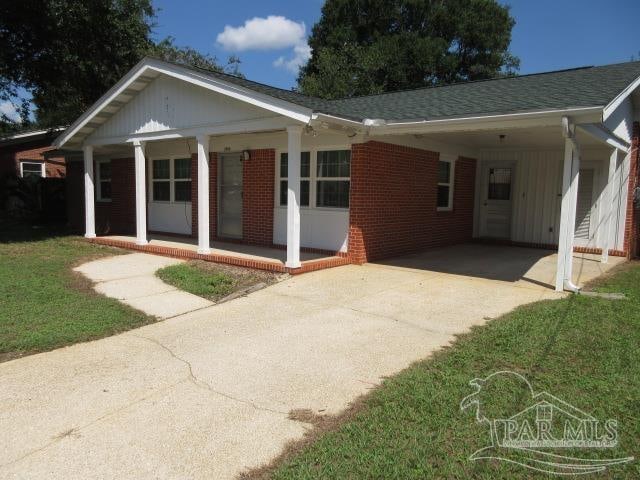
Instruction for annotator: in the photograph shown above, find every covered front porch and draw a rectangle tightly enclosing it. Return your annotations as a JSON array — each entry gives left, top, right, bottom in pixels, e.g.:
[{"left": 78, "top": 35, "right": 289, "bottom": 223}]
[{"left": 90, "top": 234, "right": 349, "bottom": 274}]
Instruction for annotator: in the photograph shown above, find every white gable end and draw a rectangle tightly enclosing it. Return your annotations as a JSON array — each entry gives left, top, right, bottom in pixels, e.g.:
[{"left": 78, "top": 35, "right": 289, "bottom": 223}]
[{"left": 88, "top": 74, "right": 277, "bottom": 141}]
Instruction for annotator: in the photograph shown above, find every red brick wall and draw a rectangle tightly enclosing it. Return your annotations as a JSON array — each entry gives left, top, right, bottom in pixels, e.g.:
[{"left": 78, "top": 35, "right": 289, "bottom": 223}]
[
  {"left": 625, "top": 122, "right": 640, "bottom": 258},
  {"left": 14, "top": 144, "right": 66, "bottom": 178},
  {"left": 66, "top": 158, "right": 135, "bottom": 235},
  {"left": 242, "top": 149, "right": 275, "bottom": 245},
  {"left": 191, "top": 152, "right": 218, "bottom": 240},
  {"left": 348, "top": 141, "right": 476, "bottom": 263}
]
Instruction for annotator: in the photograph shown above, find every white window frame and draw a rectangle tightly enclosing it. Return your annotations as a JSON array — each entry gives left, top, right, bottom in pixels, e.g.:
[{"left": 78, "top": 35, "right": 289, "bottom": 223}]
[
  {"left": 275, "top": 146, "right": 351, "bottom": 211},
  {"left": 149, "top": 156, "right": 192, "bottom": 204},
  {"left": 436, "top": 155, "right": 456, "bottom": 211},
  {"left": 20, "top": 161, "right": 46, "bottom": 178},
  {"left": 96, "top": 159, "right": 112, "bottom": 202},
  {"left": 278, "top": 151, "right": 311, "bottom": 208}
]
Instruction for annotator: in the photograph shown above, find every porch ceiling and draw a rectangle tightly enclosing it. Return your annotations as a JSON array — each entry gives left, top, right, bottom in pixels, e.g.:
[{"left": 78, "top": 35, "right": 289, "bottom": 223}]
[{"left": 420, "top": 125, "right": 605, "bottom": 150}]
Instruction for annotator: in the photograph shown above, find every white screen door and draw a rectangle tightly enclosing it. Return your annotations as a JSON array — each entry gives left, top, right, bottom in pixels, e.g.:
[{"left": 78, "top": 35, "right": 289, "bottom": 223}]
[
  {"left": 218, "top": 153, "right": 243, "bottom": 238},
  {"left": 480, "top": 163, "right": 514, "bottom": 239}
]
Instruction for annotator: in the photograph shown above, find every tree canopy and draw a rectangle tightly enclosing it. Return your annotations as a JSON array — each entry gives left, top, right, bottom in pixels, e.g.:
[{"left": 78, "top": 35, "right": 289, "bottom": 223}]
[
  {"left": 0, "top": 0, "right": 239, "bottom": 134},
  {"left": 298, "top": 0, "right": 519, "bottom": 99}
]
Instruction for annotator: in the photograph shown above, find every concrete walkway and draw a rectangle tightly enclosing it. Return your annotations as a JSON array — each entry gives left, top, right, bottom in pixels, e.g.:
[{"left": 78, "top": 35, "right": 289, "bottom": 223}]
[
  {"left": 0, "top": 245, "right": 623, "bottom": 479},
  {"left": 74, "top": 253, "right": 213, "bottom": 318}
]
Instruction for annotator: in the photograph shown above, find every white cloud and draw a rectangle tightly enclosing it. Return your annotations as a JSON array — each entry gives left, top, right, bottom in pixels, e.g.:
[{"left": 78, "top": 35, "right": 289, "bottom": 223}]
[
  {"left": 273, "top": 42, "right": 312, "bottom": 74},
  {"left": 0, "top": 101, "right": 20, "bottom": 122},
  {"left": 216, "top": 16, "right": 306, "bottom": 51}
]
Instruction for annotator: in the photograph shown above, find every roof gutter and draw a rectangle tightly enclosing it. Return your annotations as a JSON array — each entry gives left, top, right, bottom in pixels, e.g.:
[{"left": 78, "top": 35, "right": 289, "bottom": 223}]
[{"left": 364, "top": 106, "right": 604, "bottom": 135}]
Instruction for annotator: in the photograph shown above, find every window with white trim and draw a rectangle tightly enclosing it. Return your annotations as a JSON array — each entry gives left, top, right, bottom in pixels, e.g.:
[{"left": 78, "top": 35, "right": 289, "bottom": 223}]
[
  {"left": 276, "top": 149, "right": 351, "bottom": 209},
  {"left": 316, "top": 150, "right": 350, "bottom": 208},
  {"left": 436, "top": 158, "right": 455, "bottom": 210},
  {"left": 279, "top": 152, "right": 310, "bottom": 206},
  {"left": 20, "top": 161, "right": 45, "bottom": 178},
  {"left": 96, "top": 160, "right": 111, "bottom": 201},
  {"left": 152, "top": 158, "right": 191, "bottom": 203}
]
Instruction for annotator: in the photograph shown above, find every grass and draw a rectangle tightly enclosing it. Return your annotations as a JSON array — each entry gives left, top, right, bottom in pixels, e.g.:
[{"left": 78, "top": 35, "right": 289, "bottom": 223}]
[
  {"left": 0, "top": 221, "right": 154, "bottom": 361},
  {"left": 256, "top": 262, "right": 640, "bottom": 480},
  {"left": 157, "top": 263, "right": 235, "bottom": 300}
]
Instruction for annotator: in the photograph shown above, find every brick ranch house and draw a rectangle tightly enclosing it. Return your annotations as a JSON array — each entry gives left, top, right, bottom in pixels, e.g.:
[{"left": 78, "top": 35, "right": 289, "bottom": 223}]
[
  {"left": 55, "top": 57, "right": 640, "bottom": 291},
  {"left": 0, "top": 128, "right": 67, "bottom": 179}
]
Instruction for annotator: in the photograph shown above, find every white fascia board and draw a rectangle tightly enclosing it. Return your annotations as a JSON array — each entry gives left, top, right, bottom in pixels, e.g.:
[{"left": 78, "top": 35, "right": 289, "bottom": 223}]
[
  {"left": 55, "top": 57, "right": 313, "bottom": 148},
  {"left": 603, "top": 74, "right": 640, "bottom": 122},
  {"left": 85, "top": 116, "right": 297, "bottom": 146},
  {"left": 371, "top": 107, "right": 603, "bottom": 135},
  {"left": 312, "top": 113, "right": 364, "bottom": 127},
  {"left": 2, "top": 126, "right": 66, "bottom": 141},
  {"left": 54, "top": 58, "right": 150, "bottom": 148},
  {"left": 576, "top": 124, "right": 630, "bottom": 153}
]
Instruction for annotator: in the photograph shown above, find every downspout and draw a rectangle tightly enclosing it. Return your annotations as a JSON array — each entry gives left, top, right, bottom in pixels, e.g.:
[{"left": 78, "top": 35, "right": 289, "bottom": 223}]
[{"left": 561, "top": 117, "right": 582, "bottom": 293}]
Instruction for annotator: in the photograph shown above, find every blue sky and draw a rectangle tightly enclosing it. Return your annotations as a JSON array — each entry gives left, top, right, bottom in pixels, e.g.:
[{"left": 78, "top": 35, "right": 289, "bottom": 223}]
[{"left": 152, "top": 0, "right": 640, "bottom": 90}]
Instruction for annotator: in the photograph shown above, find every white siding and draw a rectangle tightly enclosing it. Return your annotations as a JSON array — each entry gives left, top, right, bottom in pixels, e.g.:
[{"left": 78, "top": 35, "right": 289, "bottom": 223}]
[
  {"left": 88, "top": 74, "right": 273, "bottom": 140},
  {"left": 477, "top": 148, "right": 628, "bottom": 251}
]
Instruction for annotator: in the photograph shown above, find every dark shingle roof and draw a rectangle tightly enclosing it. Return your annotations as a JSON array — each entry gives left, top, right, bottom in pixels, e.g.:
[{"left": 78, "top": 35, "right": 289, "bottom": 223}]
[
  {"left": 325, "top": 62, "right": 640, "bottom": 121},
  {"left": 182, "top": 60, "right": 640, "bottom": 123}
]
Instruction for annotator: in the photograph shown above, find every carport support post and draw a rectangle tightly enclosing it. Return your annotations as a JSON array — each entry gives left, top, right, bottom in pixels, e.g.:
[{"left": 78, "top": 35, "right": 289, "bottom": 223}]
[
  {"left": 601, "top": 148, "right": 620, "bottom": 263},
  {"left": 83, "top": 145, "right": 96, "bottom": 238},
  {"left": 286, "top": 125, "right": 303, "bottom": 268},
  {"left": 196, "top": 134, "right": 211, "bottom": 254},
  {"left": 133, "top": 140, "right": 148, "bottom": 245},
  {"left": 555, "top": 119, "right": 581, "bottom": 292}
]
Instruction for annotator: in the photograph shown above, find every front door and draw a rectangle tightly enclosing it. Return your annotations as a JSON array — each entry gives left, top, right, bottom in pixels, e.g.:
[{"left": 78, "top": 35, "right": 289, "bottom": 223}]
[
  {"left": 218, "top": 153, "right": 243, "bottom": 238},
  {"left": 479, "top": 162, "right": 514, "bottom": 239}
]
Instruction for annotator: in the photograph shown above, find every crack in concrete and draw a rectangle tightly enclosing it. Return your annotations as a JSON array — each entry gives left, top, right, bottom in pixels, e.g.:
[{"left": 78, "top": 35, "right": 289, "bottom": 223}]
[{"left": 129, "top": 333, "right": 289, "bottom": 416}]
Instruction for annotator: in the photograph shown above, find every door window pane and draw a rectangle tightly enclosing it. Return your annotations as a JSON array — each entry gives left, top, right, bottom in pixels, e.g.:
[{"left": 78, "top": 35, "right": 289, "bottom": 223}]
[
  {"left": 174, "top": 158, "right": 191, "bottom": 179},
  {"left": 174, "top": 181, "right": 191, "bottom": 202},
  {"left": 280, "top": 180, "right": 310, "bottom": 206},
  {"left": 153, "top": 181, "right": 170, "bottom": 201},
  {"left": 280, "top": 152, "right": 310, "bottom": 177},
  {"left": 488, "top": 168, "right": 512, "bottom": 200},
  {"left": 99, "top": 162, "right": 111, "bottom": 180},
  {"left": 153, "top": 159, "right": 170, "bottom": 179},
  {"left": 317, "top": 150, "right": 350, "bottom": 177},
  {"left": 437, "top": 185, "right": 450, "bottom": 208},
  {"left": 21, "top": 162, "right": 43, "bottom": 178},
  {"left": 317, "top": 180, "right": 350, "bottom": 208},
  {"left": 438, "top": 161, "right": 450, "bottom": 183}
]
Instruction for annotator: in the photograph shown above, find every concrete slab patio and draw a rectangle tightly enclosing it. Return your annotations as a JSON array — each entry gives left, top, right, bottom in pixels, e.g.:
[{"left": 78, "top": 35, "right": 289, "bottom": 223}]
[{"left": 0, "top": 245, "right": 624, "bottom": 479}]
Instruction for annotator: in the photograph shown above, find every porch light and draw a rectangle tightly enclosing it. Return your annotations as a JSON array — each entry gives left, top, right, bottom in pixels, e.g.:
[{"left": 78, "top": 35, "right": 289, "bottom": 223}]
[
  {"left": 499, "top": 134, "right": 506, "bottom": 144},
  {"left": 242, "top": 150, "right": 251, "bottom": 161}
]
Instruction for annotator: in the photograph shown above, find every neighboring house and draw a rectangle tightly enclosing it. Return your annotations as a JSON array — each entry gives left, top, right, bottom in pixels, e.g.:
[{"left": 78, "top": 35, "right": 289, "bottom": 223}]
[
  {"left": 55, "top": 57, "right": 640, "bottom": 290},
  {"left": 0, "top": 128, "right": 67, "bottom": 179}
]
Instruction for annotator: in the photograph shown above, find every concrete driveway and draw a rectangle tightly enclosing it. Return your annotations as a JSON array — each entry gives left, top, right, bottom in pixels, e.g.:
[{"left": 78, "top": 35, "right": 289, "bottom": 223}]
[{"left": 0, "top": 245, "right": 622, "bottom": 479}]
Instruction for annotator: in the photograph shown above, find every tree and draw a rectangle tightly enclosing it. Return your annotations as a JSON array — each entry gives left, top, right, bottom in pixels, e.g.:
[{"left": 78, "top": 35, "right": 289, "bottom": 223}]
[
  {"left": 0, "top": 1, "right": 238, "bottom": 131},
  {"left": 298, "top": 0, "right": 519, "bottom": 99}
]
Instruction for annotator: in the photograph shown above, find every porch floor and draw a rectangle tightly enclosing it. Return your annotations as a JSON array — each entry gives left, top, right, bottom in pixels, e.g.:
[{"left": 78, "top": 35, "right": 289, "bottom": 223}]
[{"left": 92, "top": 235, "right": 350, "bottom": 274}]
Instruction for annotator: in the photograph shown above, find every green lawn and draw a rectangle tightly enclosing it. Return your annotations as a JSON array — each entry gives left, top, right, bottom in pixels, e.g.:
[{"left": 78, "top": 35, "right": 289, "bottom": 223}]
[
  {"left": 157, "top": 263, "right": 235, "bottom": 300},
  {"left": 262, "top": 263, "right": 640, "bottom": 479},
  {"left": 0, "top": 221, "right": 154, "bottom": 361}
]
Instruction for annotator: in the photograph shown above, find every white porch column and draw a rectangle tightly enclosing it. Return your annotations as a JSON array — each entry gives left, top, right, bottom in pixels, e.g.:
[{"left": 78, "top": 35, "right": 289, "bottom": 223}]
[
  {"left": 286, "top": 125, "right": 303, "bottom": 268},
  {"left": 601, "top": 148, "right": 620, "bottom": 263},
  {"left": 196, "top": 134, "right": 211, "bottom": 254},
  {"left": 83, "top": 145, "right": 96, "bottom": 238},
  {"left": 133, "top": 140, "right": 148, "bottom": 245},
  {"left": 555, "top": 119, "right": 581, "bottom": 292}
]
